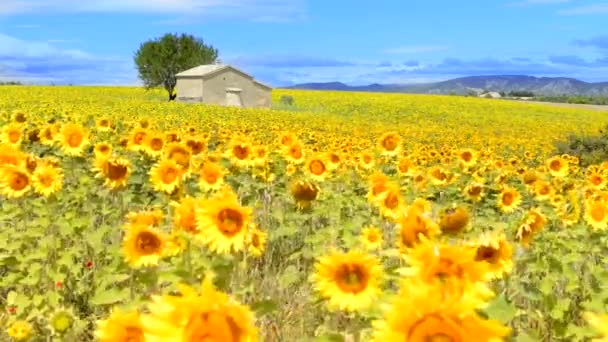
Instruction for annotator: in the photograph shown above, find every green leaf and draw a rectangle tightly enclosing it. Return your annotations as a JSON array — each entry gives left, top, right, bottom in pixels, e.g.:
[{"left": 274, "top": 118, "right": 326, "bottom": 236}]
[
  {"left": 90, "top": 288, "right": 130, "bottom": 306},
  {"left": 278, "top": 265, "right": 299, "bottom": 288},
  {"left": 484, "top": 294, "right": 518, "bottom": 324},
  {"left": 250, "top": 299, "right": 278, "bottom": 316},
  {"left": 314, "top": 333, "right": 345, "bottom": 342}
]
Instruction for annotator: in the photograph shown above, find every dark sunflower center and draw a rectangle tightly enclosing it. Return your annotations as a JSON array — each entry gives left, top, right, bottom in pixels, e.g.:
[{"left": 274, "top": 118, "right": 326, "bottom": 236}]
[
  {"left": 309, "top": 160, "right": 326, "bottom": 175},
  {"left": 136, "top": 232, "right": 162, "bottom": 254},
  {"left": 293, "top": 184, "right": 318, "bottom": 202},
  {"left": 384, "top": 192, "right": 400, "bottom": 209},
  {"left": 134, "top": 132, "right": 146, "bottom": 145},
  {"left": 502, "top": 192, "right": 514, "bottom": 206},
  {"left": 124, "top": 326, "right": 144, "bottom": 342},
  {"left": 382, "top": 136, "right": 399, "bottom": 151},
  {"left": 10, "top": 172, "right": 30, "bottom": 191},
  {"left": 8, "top": 131, "right": 21, "bottom": 143},
  {"left": 67, "top": 133, "right": 83, "bottom": 147},
  {"left": 550, "top": 160, "right": 562, "bottom": 171},
  {"left": 217, "top": 208, "right": 244, "bottom": 236},
  {"left": 335, "top": 263, "right": 369, "bottom": 294},
  {"left": 107, "top": 161, "right": 128, "bottom": 181},
  {"left": 184, "top": 311, "right": 242, "bottom": 342},
  {"left": 233, "top": 145, "right": 250, "bottom": 160},
  {"left": 460, "top": 151, "right": 472, "bottom": 162},
  {"left": 251, "top": 234, "right": 261, "bottom": 247},
  {"left": 150, "top": 138, "right": 164, "bottom": 151},
  {"left": 161, "top": 166, "right": 179, "bottom": 184},
  {"left": 475, "top": 246, "right": 500, "bottom": 263}
]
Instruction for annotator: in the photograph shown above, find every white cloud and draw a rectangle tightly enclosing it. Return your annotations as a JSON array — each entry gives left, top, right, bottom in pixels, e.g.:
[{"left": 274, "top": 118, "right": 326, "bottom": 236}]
[
  {"left": 0, "top": 0, "right": 306, "bottom": 22},
  {"left": 0, "top": 33, "right": 138, "bottom": 85},
  {"left": 559, "top": 3, "right": 608, "bottom": 15},
  {"left": 382, "top": 45, "right": 449, "bottom": 55}
]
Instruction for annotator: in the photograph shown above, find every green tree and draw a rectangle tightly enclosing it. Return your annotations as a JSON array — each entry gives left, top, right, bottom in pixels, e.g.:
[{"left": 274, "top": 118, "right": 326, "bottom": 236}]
[{"left": 134, "top": 33, "right": 219, "bottom": 101}]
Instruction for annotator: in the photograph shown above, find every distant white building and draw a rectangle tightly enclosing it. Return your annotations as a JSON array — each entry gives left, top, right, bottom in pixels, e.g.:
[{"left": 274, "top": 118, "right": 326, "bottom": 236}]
[
  {"left": 480, "top": 91, "right": 502, "bottom": 99},
  {"left": 175, "top": 64, "right": 272, "bottom": 108}
]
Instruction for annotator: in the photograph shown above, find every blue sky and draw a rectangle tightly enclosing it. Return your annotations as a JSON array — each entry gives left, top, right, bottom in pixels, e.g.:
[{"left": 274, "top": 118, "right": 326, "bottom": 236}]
[{"left": 1, "top": 0, "right": 608, "bottom": 86}]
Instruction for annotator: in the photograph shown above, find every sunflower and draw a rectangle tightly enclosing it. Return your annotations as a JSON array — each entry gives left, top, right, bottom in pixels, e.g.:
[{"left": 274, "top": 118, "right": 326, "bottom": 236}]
[
  {"left": 395, "top": 207, "right": 440, "bottom": 250},
  {"left": 534, "top": 180, "right": 554, "bottom": 200},
  {"left": 126, "top": 209, "right": 164, "bottom": 228},
  {"left": 312, "top": 250, "right": 382, "bottom": 312},
  {"left": 173, "top": 197, "right": 200, "bottom": 234},
  {"left": 284, "top": 141, "right": 305, "bottom": 164},
  {"left": 463, "top": 182, "right": 483, "bottom": 202},
  {"left": 526, "top": 208, "right": 547, "bottom": 233},
  {"left": 587, "top": 171, "right": 607, "bottom": 190},
  {"left": 38, "top": 124, "right": 59, "bottom": 145},
  {"left": 0, "top": 165, "right": 31, "bottom": 198},
  {"left": 123, "top": 224, "right": 167, "bottom": 268},
  {"left": 12, "top": 111, "right": 27, "bottom": 123},
  {"left": 93, "top": 157, "right": 132, "bottom": 189},
  {"left": 141, "top": 276, "right": 258, "bottom": 342},
  {"left": 371, "top": 279, "right": 510, "bottom": 342},
  {"left": 439, "top": 206, "right": 470, "bottom": 234},
  {"left": 127, "top": 128, "right": 149, "bottom": 152},
  {"left": 164, "top": 143, "right": 192, "bottom": 175},
  {"left": 195, "top": 189, "right": 252, "bottom": 254},
  {"left": 96, "top": 118, "right": 112, "bottom": 132},
  {"left": 278, "top": 131, "right": 297, "bottom": 147},
  {"left": 361, "top": 226, "right": 383, "bottom": 250},
  {"left": 149, "top": 159, "right": 184, "bottom": 194},
  {"left": 546, "top": 156, "right": 569, "bottom": 177},
  {"left": 251, "top": 145, "right": 269, "bottom": 167},
  {"left": 58, "top": 123, "right": 89, "bottom": 156},
  {"left": 0, "top": 144, "right": 25, "bottom": 168},
  {"left": 291, "top": 180, "right": 320, "bottom": 209},
  {"left": 585, "top": 198, "right": 608, "bottom": 230},
  {"left": 6, "top": 320, "right": 33, "bottom": 341},
  {"left": 198, "top": 161, "right": 225, "bottom": 192},
  {"left": 32, "top": 164, "right": 63, "bottom": 197},
  {"left": 227, "top": 140, "right": 254, "bottom": 168},
  {"left": 428, "top": 166, "right": 451, "bottom": 186},
  {"left": 398, "top": 237, "right": 493, "bottom": 294},
  {"left": 185, "top": 136, "right": 207, "bottom": 156},
  {"left": 396, "top": 157, "right": 416, "bottom": 177},
  {"left": 378, "top": 132, "right": 402, "bottom": 156},
  {"left": 366, "top": 172, "right": 391, "bottom": 203},
  {"left": 96, "top": 309, "right": 144, "bottom": 342},
  {"left": 375, "top": 185, "right": 405, "bottom": 219},
  {"left": 144, "top": 133, "right": 165, "bottom": 157},
  {"left": 1, "top": 124, "right": 23, "bottom": 146},
  {"left": 326, "top": 151, "right": 343, "bottom": 171},
  {"left": 411, "top": 197, "right": 432, "bottom": 214},
  {"left": 94, "top": 143, "right": 113, "bottom": 159},
  {"left": 358, "top": 151, "right": 375, "bottom": 170},
  {"left": 522, "top": 169, "right": 539, "bottom": 186},
  {"left": 585, "top": 312, "right": 608, "bottom": 342},
  {"left": 48, "top": 307, "right": 75, "bottom": 335},
  {"left": 497, "top": 186, "right": 521, "bottom": 213},
  {"left": 457, "top": 148, "right": 477, "bottom": 167},
  {"left": 248, "top": 225, "right": 267, "bottom": 257},
  {"left": 469, "top": 232, "right": 513, "bottom": 278},
  {"left": 516, "top": 209, "right": 546, "bottom": 246},
  {"left": 305, "top": 156, "right": 329, "bottom": 182}
]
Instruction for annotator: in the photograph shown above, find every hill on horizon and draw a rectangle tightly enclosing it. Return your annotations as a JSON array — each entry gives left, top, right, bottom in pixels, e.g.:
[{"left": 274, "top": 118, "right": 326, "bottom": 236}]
[{"left": 284, "top": 75, "right": 608, "bottom": 96}]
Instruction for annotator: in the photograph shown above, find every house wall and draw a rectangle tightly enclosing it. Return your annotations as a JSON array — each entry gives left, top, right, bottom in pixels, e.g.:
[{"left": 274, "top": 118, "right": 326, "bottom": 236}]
[
  {"left": 176, "top": 78, "right": 203, "bottom": 103},
  {"left": 253, "top": 83, "right": 272, "bottom": 108},
  {"left": 203, "top": 69, "right": 271, "bottom": 108}
]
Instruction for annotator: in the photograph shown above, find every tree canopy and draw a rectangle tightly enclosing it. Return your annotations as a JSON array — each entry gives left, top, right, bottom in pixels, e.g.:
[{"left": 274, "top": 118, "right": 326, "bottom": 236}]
[{"left": 134, "top": 33, "right": 219, "bottom": 100}]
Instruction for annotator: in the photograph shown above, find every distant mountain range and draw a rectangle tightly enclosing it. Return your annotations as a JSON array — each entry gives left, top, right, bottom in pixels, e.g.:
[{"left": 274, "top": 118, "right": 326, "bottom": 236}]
[{"left": 284, "top": 75, "right": 608, "bottom": 96}]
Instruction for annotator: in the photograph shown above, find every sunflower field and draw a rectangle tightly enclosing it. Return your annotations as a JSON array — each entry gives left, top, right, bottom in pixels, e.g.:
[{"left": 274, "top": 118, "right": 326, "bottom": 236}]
[{"left": 2, "top": 85, "right": 608, "bottom": 341}]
